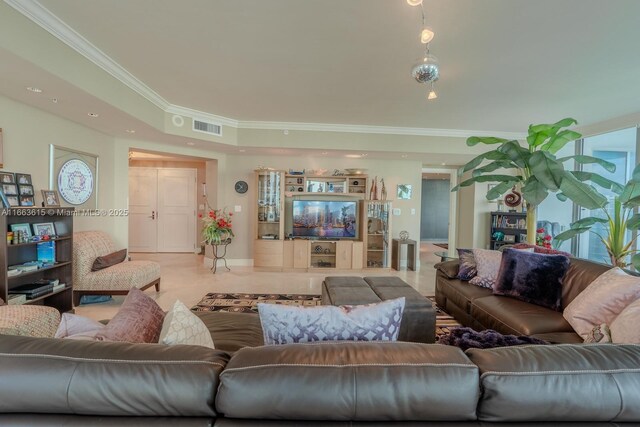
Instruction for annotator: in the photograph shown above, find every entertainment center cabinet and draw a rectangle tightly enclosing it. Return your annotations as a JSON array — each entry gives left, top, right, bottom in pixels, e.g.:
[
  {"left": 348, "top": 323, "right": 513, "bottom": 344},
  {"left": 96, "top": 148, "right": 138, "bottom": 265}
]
[{"left": 253, "top": 170, "right": 390, "bottom": 270}]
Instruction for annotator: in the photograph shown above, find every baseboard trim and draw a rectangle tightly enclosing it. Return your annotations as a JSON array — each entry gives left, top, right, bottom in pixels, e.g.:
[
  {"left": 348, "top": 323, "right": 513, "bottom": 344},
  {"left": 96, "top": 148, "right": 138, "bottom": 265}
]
[{"left": 203, "top": 258, "right": 254, "bottom": 268}]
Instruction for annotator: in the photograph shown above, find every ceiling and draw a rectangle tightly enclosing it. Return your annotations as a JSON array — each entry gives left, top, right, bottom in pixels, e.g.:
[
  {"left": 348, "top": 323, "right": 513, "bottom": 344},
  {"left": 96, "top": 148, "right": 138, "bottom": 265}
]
[
  {"left": 21, "top": 0, "right": 640, "bottom": 133},
  {"left": 3, "top": 0, "right": 640, "bottom": 163}
]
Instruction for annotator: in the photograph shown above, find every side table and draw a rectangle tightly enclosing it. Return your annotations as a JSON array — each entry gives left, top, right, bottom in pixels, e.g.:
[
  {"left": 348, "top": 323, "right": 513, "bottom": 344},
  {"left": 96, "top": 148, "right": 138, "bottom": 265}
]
[
  {"left": 391, "top": 238, "right": 417, "bottom": 271},
  {"left": 210, "top": 239, "right": 231, "bottom": 273}
]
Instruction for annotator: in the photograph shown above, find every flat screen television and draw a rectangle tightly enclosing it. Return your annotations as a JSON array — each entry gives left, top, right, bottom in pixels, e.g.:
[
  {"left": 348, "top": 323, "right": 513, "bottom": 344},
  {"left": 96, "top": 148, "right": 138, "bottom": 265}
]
[{"left": 292, "top": 200, "right": 358, "bottom": 239}]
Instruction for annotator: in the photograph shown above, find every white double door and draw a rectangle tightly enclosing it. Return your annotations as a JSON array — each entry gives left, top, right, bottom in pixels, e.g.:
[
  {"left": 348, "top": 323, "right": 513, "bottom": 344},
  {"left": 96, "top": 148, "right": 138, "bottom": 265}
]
[{"left": 129, "top": 167, "right": 197, "bottom": 252}]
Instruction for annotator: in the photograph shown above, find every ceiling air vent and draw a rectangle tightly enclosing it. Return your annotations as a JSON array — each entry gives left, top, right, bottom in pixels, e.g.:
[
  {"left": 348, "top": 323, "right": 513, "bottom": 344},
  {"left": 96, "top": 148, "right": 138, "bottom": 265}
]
[{"left": 192, "top": 119, "right": 222, "bottom": 136}]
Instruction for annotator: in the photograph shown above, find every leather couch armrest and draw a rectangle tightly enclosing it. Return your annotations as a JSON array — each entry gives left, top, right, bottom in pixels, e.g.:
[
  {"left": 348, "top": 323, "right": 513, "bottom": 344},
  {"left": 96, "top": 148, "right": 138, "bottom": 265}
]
[{"left": 435, "top": 260, "right": 460, "bottom": 279}]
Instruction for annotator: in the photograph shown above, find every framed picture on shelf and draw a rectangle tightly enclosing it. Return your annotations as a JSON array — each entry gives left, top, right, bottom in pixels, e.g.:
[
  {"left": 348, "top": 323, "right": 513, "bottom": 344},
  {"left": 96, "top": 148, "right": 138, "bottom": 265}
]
[
  {"left": 19, "top": 185, "right": 34, "bottom": 196},
  {"left": 2, "top": 183, "right": 17, "bottom": 195},
  {"left": 19, "top": 196, "right": 35, "bottom": 207},
  {"left": 503, "top": 235, "right": 516, "bottom": 243},
  {"left": 519, "top": 233, "right": 527, "bottom": 242},
  {"left": 10, "top": 223, "right": 32, "bottom": 237},
  {"left": 6, "top": 195, "right": 19, "bottom": 207},
  {"left": 0, "top": 171, "right": 15, "bottom": 184},
  {"left": 33, "top": 222, "right": 56, "bottom": 237},
  {"left": 42, "top": 189, "right": 61, "bottom": 207},
  {"left": 15, "top": 173, "right": 32, "bottom": 185}
]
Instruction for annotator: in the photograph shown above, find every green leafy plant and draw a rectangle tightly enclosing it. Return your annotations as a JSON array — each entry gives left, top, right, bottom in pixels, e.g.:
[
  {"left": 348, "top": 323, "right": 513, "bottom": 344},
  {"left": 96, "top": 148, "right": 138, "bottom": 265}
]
[
  {"left": 554, "top": 166, "right": 640, "bottom": 269},
  {"left": 452, "top": 118, "right": 618, "bottom": 244},
  {"left": 200, "top": 208, "right": 234, "bottom": 245}
]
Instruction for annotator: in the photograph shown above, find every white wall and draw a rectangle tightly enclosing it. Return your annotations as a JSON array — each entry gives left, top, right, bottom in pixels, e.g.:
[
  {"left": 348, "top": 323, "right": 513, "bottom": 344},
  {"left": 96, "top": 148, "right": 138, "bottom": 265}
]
[{"left": 0, "top": 95, "right": 116, "bottom": 235}]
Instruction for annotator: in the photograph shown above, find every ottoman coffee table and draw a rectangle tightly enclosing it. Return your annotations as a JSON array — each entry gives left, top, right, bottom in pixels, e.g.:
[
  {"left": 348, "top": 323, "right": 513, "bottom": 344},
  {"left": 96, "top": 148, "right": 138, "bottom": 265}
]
[{"left": 322, "top": 276, "right": 436, "bottom": 343}]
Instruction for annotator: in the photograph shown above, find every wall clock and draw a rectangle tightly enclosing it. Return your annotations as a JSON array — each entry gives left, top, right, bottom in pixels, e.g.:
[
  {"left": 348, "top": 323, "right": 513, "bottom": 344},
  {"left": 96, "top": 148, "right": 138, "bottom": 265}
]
[
  {"left": 234, "top": 180, "right": 248, "bottom": 194},
  {"left": 57, "top": 159, "right": 94, "bottom": 205}
]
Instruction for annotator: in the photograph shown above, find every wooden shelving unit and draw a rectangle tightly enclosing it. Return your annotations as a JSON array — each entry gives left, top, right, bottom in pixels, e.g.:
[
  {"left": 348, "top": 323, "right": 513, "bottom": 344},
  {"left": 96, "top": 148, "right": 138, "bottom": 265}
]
[
  {"left": 284, "top": 174, "right": 368, "bottom": 198},
  {"left": 490, "top": 211, "right": 527, "bottom": 250},
  {"left": 1, "top": 207, "right": 74, "bottom": 312},
  {"left": 363, "top": 201, "right": 392, "bottom": 268}
]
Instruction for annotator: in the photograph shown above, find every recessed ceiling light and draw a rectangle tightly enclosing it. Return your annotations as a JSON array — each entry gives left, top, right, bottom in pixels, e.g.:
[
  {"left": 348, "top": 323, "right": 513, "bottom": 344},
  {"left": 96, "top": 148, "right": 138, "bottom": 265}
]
[
  {"left": 26, "top": 87, "right": 42, "bottom": 93},
  {"left": 401, "top": 154, "right": 408, "bottom": 158},
  {"left": 345, "top": 154, "right": 361, "bottom": 158},
  {"left": 283, "top": 130, "right": 289, "bottom": 135},
  {"left": 87, "top": 112, "right": 99, "bottom": 118},
  {"left": 441, "top": 162, "right": 446, "bottom": 166},
  {"left": 321, "top": 152, "right": 328, "bottom": 155},
  {"left": 186, "top": 142, "right": 196, "bottom": 146},
  {"left": 125, "top": 129, "right": 136, "bottom": 134},
  {"left": 361, "top": 153, "right": 368, "bottom": 157},
  {"left": 51, "top": 98, "right": 58, "bottom": 103},
  {"left": 238, "top": 149, "right": 246, "bottom": 152}
]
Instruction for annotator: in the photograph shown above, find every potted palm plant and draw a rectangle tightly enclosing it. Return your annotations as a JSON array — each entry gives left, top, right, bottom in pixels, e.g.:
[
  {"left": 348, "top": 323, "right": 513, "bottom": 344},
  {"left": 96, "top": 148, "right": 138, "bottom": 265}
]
[
  {"left": 554, "top": 166, "right": 640, "bottom": 269},
  {"left": 452, "top": 118, "right": 619, "bottom": 244}
]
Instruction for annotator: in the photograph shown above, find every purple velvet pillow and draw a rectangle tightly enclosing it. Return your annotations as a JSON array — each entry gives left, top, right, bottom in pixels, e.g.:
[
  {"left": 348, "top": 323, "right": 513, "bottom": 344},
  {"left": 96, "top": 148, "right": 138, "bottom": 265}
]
[
  {"left": 494, "top": 249, "right": 570, "bottom": 311},
  {"left": 456, "top": 248, "right": 477, "bottom": 281}
]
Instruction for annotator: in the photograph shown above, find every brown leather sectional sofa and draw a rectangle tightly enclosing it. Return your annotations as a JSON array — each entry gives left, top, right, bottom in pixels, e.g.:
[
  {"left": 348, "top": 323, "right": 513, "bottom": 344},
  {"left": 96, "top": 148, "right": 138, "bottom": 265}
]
[
  {"left": 435, "top": 257, "right": 611, "bottom": 344},
  {"left": 1, "top": 309, "right": 640, "bottom": 425}
]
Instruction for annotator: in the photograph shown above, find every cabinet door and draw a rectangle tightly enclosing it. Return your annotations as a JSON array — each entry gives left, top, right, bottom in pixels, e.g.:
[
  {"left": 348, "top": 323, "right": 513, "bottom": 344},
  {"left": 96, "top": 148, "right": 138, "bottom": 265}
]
[
  {"left": 335, "top": 241, "right": 352, "bottom": 269},
  {"left": 254, "top": 240, "right": 284, "bottom": 268},
  {"left": 293, "top": 240, "right": 310, "bottom": 269},
  {"left": 282, "top": 241, "right": 294, "bottom": 268},
  {"left": 351, "top": 242, "right": 364, "bottom": 269}
]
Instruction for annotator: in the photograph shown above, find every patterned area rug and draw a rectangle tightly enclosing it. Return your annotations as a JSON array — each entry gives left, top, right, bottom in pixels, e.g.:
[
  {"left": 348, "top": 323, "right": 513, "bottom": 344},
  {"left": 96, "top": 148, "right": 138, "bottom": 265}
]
[{"left": 191, "top": 293, "right": 461, "bottom": 338}]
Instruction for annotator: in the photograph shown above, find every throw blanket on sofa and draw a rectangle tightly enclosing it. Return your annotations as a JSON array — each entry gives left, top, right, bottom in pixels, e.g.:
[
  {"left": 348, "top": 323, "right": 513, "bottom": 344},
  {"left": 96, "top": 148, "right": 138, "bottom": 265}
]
[{"left": 438, "top": 327, "right": 549, "bottom": 351}]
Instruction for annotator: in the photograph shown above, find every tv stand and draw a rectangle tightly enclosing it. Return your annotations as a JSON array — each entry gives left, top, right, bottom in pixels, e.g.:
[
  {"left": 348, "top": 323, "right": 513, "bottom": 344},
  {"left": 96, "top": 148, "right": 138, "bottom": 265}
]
[{"left": 282, "top": 239, "right": 363, "bottom": 270}]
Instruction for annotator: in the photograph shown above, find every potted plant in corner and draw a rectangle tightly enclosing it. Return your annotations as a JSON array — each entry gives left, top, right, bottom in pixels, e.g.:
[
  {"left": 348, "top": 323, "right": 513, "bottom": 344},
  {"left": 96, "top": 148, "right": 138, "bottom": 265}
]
[
  {"left": 452, "top": 118, "right": 620, "bottom": 244},
  {"left": 554, "top": 165, "right": 640, "bottom": 269}
]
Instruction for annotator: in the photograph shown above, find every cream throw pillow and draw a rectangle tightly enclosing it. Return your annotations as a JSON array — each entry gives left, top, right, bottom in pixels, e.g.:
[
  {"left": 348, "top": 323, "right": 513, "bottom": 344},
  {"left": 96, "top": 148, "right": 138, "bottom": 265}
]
[
  {"left": 563, "top": 267, "right": 640, "bottom": 339},
  {"left": 159, "top": 300, "right": 215, "bottom": 349},
  {"left": 611, "top": 298, "right": 640, "bottom": 344},
  {"left": 468, "top": 249, "right": 502, "bottom": 289}
]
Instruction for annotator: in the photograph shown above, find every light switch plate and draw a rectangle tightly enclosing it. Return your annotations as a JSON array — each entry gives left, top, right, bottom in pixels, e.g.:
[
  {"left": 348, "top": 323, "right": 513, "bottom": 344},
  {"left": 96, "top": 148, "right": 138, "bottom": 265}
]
[
  {"left": 411, "top": 208, "right": 416, "bottom": 215},
  {"left": 393, "top": 208, "right": 401, "bottom": 216},
  {"left": 234, "top": 205, "right": 242, "bottom": 212}
]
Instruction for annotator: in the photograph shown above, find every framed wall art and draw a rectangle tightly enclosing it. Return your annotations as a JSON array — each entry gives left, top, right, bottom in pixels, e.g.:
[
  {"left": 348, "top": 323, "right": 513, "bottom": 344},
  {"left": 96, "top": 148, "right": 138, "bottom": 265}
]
[
  {"left": 49, "top": 145, "right": 99, "bottom": 209},
  {"left": 42, "top": 189, "right": 61, "bottom": 207},
  {"left": 397, "top": 184, "right": 413, "bottom": 200}
]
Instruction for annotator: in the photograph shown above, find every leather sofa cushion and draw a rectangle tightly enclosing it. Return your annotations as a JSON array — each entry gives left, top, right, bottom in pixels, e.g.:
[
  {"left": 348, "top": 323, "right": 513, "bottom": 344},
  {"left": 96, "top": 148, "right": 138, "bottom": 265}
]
[
  {"left": 562, "top": 258, "right": 611, "bottom": 309},
  {"left": 437, "top": 277, "right": 493, "bottom": 314},
  {"left": 326, "top": 286, "right": 381, "bottom": 305},
  {"left": 0, "top": 415, "right": 215, "bottom": 426},
  {"left": 467, "top": 344, "right": 640, "bottom": 422},
  {"left": 194, "top": 311, "right": 264, "bottom": 352},
  {"left": 471, "top": 296, "right": 573, "bottom": 336},
  {"left": 531, "top": 331, "right": 583, "bottom": 344},
  {"left": 435, "top": 259, "right": 460, "bottom": 279},
  {"left": 0, "top": 334, "right": 229, "bottom": 417},
  {"left": 324, "top": 276, "right": 371, "bottom": 288},
  {"left": 217, "top": 342, "right": 479, "bottom": 421}
]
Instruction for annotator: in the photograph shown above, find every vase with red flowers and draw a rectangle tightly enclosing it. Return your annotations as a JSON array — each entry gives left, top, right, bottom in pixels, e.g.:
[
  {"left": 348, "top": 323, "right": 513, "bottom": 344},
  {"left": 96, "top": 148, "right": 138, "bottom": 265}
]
[{"left": 200, "top": 208, "right": 234, "bottom": 245}]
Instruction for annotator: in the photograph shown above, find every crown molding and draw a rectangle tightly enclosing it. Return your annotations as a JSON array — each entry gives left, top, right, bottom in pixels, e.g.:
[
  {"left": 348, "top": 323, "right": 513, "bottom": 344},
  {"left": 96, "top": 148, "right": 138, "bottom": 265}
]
[
  {"left": 4, "top": 0, "right": 169, "bottom": 110},
  {"left": 237, "top": 121, "right": 524, "bottom": 139},
  {"left": 6, "top": 0, "right": 526, "bottom": 141}
]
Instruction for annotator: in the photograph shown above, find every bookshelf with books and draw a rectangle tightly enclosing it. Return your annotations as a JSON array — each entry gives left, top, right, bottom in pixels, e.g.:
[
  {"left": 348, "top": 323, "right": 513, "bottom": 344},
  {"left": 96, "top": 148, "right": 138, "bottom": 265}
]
[
  {"left": 1, "top": 208, "right": 74, "bottom": 312},
  {"left": 490, "top": 211, "right": 527, "bottom": 250}
]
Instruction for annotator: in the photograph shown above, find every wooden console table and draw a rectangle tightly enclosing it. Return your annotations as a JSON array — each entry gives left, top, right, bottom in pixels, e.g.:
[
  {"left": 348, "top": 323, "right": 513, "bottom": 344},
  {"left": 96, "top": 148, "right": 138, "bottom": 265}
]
[{"left": 391, "top": 238, "right": 417, "bottom": 271}]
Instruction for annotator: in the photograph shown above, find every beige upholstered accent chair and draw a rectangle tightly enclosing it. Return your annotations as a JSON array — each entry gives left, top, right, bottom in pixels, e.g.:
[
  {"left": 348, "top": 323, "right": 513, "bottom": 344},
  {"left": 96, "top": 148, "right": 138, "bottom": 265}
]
[
  {"left": 0, "top": 300, "right": 61, "bottom": 337},
  {"left": 72, "top": 231, "right": 160, "bottom": 306}
]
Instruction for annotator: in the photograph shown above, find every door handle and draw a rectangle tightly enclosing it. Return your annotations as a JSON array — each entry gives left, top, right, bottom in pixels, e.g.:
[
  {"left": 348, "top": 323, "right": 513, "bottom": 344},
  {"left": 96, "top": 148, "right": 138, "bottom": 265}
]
[{"left": 149, "top": 211, "right": 155, "bottom": 220}]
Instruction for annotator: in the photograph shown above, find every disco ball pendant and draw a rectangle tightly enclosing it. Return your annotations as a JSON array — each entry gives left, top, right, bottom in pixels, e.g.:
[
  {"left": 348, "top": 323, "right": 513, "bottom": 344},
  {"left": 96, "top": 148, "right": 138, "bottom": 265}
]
[{"left": 412, "top": 54, "right": 440, "bottom": 83}]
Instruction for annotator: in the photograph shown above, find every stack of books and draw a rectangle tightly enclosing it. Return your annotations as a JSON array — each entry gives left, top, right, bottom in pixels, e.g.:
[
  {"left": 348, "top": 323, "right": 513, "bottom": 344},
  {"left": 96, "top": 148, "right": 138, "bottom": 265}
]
[{"left": 9, "top": 279, "right": 57, "bottom": 299}]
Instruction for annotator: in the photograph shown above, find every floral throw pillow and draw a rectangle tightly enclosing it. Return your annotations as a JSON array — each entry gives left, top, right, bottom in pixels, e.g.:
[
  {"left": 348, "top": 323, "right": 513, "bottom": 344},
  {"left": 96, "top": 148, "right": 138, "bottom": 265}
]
[
  {"left": 468, "top": 249, "right": 502, "bottom": 289},
  {"left": 456, "top": 249, "right": 477, "bottom": 281},
  {"left": 584, "top": 324, "right": 612, "bottom": 343}
]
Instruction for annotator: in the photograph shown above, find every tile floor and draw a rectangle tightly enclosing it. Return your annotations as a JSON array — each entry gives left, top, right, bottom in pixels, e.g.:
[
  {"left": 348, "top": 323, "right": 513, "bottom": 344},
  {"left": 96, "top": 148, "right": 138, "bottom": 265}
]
[{"left": 75, "top": 243, "right": 446, "bottom": 321}]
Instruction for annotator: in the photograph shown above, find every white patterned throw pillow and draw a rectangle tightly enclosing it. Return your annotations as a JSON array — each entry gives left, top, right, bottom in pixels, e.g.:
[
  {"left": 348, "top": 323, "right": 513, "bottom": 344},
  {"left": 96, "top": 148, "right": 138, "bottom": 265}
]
[
  {"left": 258, "top": 297, "right": 405, "bottom": 345},
  {"left": 159, "top": 300, "right": 215, "bottom": 348},
  {"left": 469, "top": 249, "right": 502, "bottom": 289}
]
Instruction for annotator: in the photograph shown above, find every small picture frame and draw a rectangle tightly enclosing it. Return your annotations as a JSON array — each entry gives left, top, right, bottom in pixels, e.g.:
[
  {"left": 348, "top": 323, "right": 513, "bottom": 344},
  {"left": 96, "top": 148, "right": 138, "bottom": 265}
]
[
  {"left": 519, "top": 233, "right": 528, "bottom": 242},
  {"left": 6, "top": 195, "right": 19, "bottom": 207},
  {"left": 503, "top": 235, "right": 516, "bottom": 243},
  {"left": 42, "top": 189, "right": 61, "bottom": 207},
  {"left": 0, "top": 172, "right": 15, "bottom": 184},
  {"left": 19, "top": 196, "right": 34, "bottom": 207},
  {"left": 15, "top": 173, "right": 32, "bottom": 185},
  {"left": 19, "top": 185, "right": 34, "bottom": 196},
  {"left": 10, "top": 223, "right": 32, "bottom": 237},
  {"left": 397, "top": 184, "right": 413, "bottom": 200},
  {"left": 2, "top": 183, "right": 17, "bottom": 195},
  {"left": 33, "top": 222, "right": 56, "bottom": 237}
]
